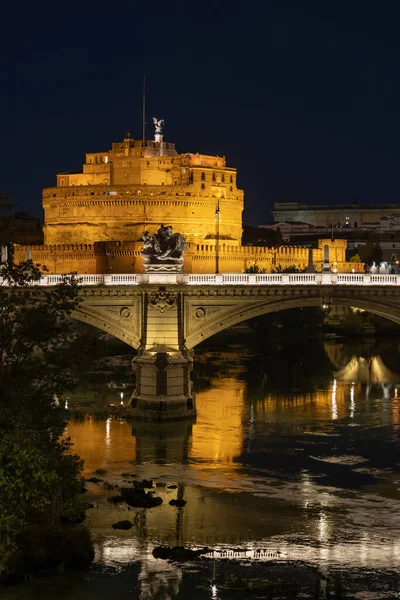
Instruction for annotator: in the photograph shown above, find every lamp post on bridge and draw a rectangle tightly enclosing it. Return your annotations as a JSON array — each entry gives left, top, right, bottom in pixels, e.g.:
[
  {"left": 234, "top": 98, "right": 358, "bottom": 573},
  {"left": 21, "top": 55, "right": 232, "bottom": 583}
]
[{"left": 215, "top": 199, "right": 220, "bottom": 274}]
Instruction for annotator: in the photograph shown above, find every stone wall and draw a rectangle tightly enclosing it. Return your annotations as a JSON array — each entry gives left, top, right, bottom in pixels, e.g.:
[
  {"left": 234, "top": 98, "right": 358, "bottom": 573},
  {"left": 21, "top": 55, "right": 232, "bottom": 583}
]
[
  {"left": 13, "top": 239, "right": 363, "bottom": 275},
  {"left": 42, "top": 186, "right": 243, "bottom": 246}
]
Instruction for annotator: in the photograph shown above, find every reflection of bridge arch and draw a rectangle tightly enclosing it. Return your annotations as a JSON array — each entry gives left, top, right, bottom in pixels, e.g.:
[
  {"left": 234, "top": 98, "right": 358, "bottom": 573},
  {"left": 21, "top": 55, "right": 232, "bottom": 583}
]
[{"left": 185, "top": 292, "right": 400, "bottom": 348}]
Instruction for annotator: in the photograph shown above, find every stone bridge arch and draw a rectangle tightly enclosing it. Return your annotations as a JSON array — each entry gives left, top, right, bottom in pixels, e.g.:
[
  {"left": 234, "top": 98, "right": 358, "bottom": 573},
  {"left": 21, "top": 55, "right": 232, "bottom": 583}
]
[
  {"left": 71, "top": 289, "right": 142, "bottom": 349},
  {"left": 184, "top": 287, "right": 400, "bottom": 348}
]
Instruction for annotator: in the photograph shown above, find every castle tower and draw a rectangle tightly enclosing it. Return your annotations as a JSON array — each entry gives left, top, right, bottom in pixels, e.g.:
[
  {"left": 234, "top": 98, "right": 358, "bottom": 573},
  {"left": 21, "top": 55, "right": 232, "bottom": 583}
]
[{"left": 42, "top": 122, "right": 244, "bottom": 246}]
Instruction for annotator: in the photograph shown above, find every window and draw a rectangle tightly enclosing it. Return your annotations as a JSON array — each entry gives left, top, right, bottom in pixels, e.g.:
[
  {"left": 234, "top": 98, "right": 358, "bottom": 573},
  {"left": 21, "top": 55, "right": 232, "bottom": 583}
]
[
  {"left": 201, "top": 172, "right": 205, "bottom": 180},
  {"left": 230, "top": 186, "right": 232, "bottom": 192},
  {"left": 60, "top": 179, "right": 65, "bottom": 186},
  {"left": 89, "top": 158, "right": 93, "bottom": 164},
  {"left": 354, "top": 221, "right": 358, "bottom": 228},
  {"left": 186, "top": 192, "right": 191, "bottom": 196},
  {"left": 201, "top": 183, "right": 205, "bottom": 190},
  {"left": 104, "top": 156, "right": 109, "bottom": 164},
  {"left": 221, "top": 173, "right": 225, "bottom": 182},
  {"left": 212, "top": 172, "right": 216, "bottom": 182},
  {"left": 230, "top": 175, "right": 233, "bottom": 183}
]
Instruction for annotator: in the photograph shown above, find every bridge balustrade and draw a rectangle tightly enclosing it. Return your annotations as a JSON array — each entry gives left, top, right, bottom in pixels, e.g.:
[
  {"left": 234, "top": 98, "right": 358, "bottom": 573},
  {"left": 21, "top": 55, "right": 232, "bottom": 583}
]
[
  {"left": 2, "top": 272, "right": 400, "bottom": 286},
  {"left": 370, "top": 274, "right": 399, "bottom": 285},
  {"left": 336, "top": 273, "right": 365, "bottom": 284},
  {"left": 104, "top": 274, "right": 138, "bottom": 285}
]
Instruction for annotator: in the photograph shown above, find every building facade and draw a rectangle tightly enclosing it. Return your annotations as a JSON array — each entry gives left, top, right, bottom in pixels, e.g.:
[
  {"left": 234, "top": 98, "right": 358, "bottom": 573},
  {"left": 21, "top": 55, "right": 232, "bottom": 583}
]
[{"left": 272, "top": 201, "right": 400, "bottom": 230}]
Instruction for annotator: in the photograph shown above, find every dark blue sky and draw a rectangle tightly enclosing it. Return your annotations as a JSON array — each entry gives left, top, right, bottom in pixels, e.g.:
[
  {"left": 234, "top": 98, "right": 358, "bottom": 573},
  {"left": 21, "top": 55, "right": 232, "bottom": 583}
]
[{"left": 2, "top": 1, "right": 400, "bottom": 224}]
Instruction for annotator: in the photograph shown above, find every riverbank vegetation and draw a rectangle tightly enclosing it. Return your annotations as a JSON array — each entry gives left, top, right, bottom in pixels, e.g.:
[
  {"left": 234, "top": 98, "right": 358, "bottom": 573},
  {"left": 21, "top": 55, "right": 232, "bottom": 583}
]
[{"left": 0, "top": 255, "right": 94, "bottom": 584}]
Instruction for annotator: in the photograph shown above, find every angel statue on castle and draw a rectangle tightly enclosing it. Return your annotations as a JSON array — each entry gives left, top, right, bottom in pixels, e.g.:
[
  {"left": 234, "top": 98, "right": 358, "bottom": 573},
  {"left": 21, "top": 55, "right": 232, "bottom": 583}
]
[{"left": 153, "top": 117, "right": 164, "bottom": 134}]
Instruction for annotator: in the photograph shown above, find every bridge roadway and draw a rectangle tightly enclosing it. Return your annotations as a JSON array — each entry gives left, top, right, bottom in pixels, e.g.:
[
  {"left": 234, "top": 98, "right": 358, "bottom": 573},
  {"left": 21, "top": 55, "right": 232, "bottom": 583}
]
[{"left": 12, "top": 272, "right": 400, "bottom": 420}]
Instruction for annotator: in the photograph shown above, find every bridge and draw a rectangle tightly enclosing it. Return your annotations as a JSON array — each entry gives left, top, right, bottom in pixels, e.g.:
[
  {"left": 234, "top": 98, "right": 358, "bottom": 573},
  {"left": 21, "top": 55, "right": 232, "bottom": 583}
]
[{"left": 12, "top": 272, "right": 400, "bottom": 420}]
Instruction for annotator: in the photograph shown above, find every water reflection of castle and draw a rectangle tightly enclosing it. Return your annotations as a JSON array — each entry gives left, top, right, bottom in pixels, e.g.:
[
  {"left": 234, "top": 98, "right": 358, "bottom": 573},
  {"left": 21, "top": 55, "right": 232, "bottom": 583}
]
[
  {"left": 67, "top": 341, "right": 400, "bottom": 597},
  {"left": 68, "top": 343, "right": 400, "bottom": 473}
]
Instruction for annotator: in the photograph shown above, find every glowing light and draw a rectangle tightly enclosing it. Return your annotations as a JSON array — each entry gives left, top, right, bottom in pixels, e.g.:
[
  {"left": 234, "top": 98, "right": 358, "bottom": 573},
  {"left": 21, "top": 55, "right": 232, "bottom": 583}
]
[
  {"left": 318, "top": 511, "right": 328, "bottom": 542},
  {"left": 331, "top": 379, "right": 338, "bottom": 420},
  {"left": 105, "top": 417, "right": 111, "bottom": 446},
  {"left": 65, "top": 400, "right": 69, "bottom": 410},
  {"left": 350, "top": 384, "right": 355, "bottom": 418},
  {"left": 211, "top": 584, "right": 218, "bottom": 598}
]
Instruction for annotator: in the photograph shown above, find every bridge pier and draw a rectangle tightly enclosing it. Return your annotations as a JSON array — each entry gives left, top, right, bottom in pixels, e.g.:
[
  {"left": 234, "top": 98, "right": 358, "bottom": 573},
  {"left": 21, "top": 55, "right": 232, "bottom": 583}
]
[{"left": 129, "top": 347, "right": 196, "bottom": 420}]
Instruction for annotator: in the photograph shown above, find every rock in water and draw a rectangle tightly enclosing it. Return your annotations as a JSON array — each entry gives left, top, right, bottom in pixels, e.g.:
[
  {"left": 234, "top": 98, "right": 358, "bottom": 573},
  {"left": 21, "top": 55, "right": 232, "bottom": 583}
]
[
  {"left": 169, "top": 499, "right": 187, "bottom": 507},
  {"left": 120, "top": 485, "right": 163, "bottom": 508},
  {"left": 112, "top": 520, "right": 133, "bottom": 530}
]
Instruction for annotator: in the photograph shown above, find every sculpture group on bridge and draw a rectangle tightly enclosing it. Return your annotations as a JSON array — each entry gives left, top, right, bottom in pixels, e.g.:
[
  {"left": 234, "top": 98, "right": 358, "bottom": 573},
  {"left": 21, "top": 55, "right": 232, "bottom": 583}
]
[
  {"left": 369, "top": 261, "right": 391, "bottom": 274},
  {"left": 141, "top": 225, "right": 186, "bottom": 272}
]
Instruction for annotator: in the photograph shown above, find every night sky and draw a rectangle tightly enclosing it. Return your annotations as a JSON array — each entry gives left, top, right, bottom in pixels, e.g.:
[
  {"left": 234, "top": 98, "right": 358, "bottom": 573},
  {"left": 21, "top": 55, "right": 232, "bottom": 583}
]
[{"left": 3, "top": 1, "right": 400, "bottom": 225}]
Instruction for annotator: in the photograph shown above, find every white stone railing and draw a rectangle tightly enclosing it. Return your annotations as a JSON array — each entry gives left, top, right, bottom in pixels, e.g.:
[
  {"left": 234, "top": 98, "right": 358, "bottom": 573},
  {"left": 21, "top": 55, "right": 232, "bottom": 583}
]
[{"left": 2, "top": 272, "right": 400, "bottom": 287}]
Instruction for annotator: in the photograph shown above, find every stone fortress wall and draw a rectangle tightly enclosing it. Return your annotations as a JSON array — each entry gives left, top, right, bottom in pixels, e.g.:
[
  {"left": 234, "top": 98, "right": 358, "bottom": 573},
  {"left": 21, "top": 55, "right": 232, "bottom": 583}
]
[{"left": 15, "top": 238, "right": 360, "bottom": 274}]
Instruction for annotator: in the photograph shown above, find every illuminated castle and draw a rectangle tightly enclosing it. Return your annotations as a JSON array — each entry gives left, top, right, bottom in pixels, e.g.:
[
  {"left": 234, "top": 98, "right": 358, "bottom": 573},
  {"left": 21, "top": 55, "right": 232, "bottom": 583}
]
[
  {"left": 15, "top": 121, "right": 360, "bottom": 274},
  {"left": 43, "top": 121, "right": 243, "bottom": 246}
]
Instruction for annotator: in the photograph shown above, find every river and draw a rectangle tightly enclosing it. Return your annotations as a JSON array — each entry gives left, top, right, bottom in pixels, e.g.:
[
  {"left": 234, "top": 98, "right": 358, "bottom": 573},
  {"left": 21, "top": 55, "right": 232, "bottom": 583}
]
[{"left": 3, "top": 334, "right": 400, "bottom": 598}]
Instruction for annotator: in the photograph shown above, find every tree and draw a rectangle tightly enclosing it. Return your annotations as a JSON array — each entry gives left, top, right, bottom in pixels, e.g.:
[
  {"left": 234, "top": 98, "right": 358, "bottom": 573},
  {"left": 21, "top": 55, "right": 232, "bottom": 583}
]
[
  {"left": 271, "top": 264, "right": 306, "bottom": 273},
  {"left": 0, "top": 192, "right": 15, "bottom": 247},
  {"left": 244, "top": 261, "right": 267, "bottom": 273},
  {"left": 357, "top": 242, "right": 383, "bottom": 266},
  {"left": 0, "top": 257, "right": 94, "bottom": 582}
]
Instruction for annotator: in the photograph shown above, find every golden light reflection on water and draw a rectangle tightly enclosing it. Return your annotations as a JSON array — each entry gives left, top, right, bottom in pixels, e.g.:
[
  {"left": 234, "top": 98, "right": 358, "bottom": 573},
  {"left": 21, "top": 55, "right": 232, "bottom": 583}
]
[
  {"left": 66, "top": 418, "right": 136, "bottom": 476},
  {"left": 190, "top": 377, "right": 246, "bottom": 469}
]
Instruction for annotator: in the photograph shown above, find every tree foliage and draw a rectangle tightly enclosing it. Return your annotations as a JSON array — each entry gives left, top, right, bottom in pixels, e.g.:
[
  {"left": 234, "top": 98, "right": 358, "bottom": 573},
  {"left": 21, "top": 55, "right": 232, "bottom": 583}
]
[
  {"left": 0, "top": 256, "right": 92, "bottom": 581},
  {"left": 356, "top": 242, "right": 383, "bottom": 266}
]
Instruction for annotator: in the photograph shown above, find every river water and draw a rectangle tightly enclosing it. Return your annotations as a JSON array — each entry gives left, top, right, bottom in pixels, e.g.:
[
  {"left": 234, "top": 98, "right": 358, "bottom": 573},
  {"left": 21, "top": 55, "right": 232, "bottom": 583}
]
[{"left": 3, "top": 335, "right": 400, "bottom": 598}]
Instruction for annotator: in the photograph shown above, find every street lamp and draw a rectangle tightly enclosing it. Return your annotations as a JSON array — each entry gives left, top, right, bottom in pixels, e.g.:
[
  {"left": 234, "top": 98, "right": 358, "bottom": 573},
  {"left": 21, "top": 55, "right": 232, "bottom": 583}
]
[{"left": 215, "top": 200, "right": 220, "bottom": 274}]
